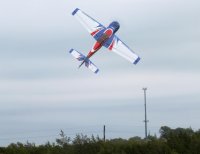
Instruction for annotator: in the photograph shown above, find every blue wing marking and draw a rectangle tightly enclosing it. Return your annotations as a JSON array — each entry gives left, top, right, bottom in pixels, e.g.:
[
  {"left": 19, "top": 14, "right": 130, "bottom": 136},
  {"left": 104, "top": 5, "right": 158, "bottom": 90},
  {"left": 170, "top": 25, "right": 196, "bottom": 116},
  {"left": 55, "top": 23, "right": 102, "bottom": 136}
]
[{"left": 72, "top": 8, "right": 79, "bottom": 15}]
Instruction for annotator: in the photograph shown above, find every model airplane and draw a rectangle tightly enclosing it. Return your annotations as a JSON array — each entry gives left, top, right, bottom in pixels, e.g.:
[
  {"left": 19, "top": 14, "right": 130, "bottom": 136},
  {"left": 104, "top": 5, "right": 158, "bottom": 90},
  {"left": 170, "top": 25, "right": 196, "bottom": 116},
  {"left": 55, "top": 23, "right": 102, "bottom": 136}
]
[{"left": 69, "top": 8, "right": 140, "bottom": 74}]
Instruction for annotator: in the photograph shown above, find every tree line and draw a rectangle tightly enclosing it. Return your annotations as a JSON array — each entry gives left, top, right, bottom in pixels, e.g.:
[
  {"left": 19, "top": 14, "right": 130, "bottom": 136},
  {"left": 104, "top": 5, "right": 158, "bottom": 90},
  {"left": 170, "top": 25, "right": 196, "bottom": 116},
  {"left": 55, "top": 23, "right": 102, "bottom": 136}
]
[{"left": 0, "top": 126, "right": 200, "bottom": 154}]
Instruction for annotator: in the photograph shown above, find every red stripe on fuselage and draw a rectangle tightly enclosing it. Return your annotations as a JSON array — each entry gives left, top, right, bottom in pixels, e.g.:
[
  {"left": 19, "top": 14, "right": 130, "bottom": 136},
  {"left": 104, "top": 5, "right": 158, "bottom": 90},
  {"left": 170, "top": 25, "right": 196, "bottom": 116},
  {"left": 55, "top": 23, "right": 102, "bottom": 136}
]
[
  {"left": 109, "top": 39, "right": 115, "bottom": 50},
  {"left": 91, "top": 29, "right": 100, "bottom": 36},
  {"left": 93, "top": 42, "right": 102, "bottom": 51},
  {"left": 104, "top": 29, "right": 113, "bottom": 37},
  {"left": 87, "top": 42, "right": 102, "bottom": 58},
  {"left": 87, "top": 28, "right": 114, "bottom": 58}
]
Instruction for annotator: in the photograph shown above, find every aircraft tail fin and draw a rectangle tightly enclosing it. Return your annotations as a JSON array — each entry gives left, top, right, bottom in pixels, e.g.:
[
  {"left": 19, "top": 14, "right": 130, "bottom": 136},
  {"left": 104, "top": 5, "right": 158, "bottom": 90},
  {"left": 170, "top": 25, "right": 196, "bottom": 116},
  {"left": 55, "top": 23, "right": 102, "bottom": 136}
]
[{"left": 69, "top": 49, "right": 99, "bottom": 74}]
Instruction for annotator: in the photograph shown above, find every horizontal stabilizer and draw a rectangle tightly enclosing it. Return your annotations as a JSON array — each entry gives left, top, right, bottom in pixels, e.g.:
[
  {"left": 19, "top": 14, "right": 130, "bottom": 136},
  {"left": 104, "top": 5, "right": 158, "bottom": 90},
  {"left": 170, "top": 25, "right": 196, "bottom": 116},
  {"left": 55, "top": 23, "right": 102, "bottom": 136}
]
[{"left": 69, "top": 49, "right": 99, "bottom": 74}]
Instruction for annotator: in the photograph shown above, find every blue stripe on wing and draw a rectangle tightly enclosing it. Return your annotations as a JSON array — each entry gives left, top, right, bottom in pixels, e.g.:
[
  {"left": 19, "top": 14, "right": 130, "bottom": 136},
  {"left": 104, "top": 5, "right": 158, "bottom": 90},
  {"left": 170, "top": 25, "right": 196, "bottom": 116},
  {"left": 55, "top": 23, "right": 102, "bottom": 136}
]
[
  {"left": 93, "top": 28, "right": 106, "bottom": 41},
  {"left": 72, "top": 8, "right": 79, "bottom": 15},
  {"left": 133, "top": 57, "right": 141, "bottom": 64},
  {"left": 84, "top": 59, "right": 91, "bottom": 68},
  {"left": 103, "top": 35, "right": 115, "bottom": 48},
  {"left": 77, "top": 55, "right": 85, "bottom": 61}
]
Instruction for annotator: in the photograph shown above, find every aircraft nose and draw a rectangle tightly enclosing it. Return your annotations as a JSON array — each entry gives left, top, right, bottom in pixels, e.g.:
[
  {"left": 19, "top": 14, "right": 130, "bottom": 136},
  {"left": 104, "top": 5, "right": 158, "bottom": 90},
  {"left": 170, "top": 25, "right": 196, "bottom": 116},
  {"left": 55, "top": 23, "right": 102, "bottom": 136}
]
[{"left": 114, "top": 21, "right": 120, "bottom": 29}]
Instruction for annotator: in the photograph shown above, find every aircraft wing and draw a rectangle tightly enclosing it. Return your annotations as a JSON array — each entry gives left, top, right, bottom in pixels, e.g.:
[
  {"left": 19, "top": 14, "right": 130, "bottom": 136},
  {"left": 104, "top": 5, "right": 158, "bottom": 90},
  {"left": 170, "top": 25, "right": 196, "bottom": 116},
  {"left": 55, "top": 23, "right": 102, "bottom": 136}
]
[
  {"left": 104, "top": 36, "right": 140, "bottom": 64},
  {"left": 72, "top": 8, "right": 106, "bottom": 39}
]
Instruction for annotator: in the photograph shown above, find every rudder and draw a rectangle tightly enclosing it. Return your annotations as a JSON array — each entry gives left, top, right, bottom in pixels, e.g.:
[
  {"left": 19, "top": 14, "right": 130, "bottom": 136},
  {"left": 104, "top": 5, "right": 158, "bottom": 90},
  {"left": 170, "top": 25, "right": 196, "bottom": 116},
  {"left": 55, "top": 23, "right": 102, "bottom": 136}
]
[{"left": 69, "top": 49, "right": 99, "bottom": 74}]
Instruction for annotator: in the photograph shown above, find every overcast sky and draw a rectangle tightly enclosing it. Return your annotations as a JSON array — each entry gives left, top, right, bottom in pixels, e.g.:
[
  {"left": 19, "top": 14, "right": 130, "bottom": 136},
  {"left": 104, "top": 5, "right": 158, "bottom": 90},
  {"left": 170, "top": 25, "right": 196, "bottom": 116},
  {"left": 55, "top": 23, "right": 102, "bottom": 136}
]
[{"left": 0, "top": 0, "right": 200, "bottom": 146}]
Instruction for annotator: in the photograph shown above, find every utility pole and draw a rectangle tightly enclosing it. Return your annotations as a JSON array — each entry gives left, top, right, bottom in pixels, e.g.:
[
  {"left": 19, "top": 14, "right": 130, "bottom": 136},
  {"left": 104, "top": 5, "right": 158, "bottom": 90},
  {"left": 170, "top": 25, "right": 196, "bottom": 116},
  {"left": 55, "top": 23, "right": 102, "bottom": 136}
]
[
  {"left": 103, "top": 125, "right": 106, "bottom": 142},
  {"left": 143, "top": 88, "right": 148, "bottom": 139}
]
